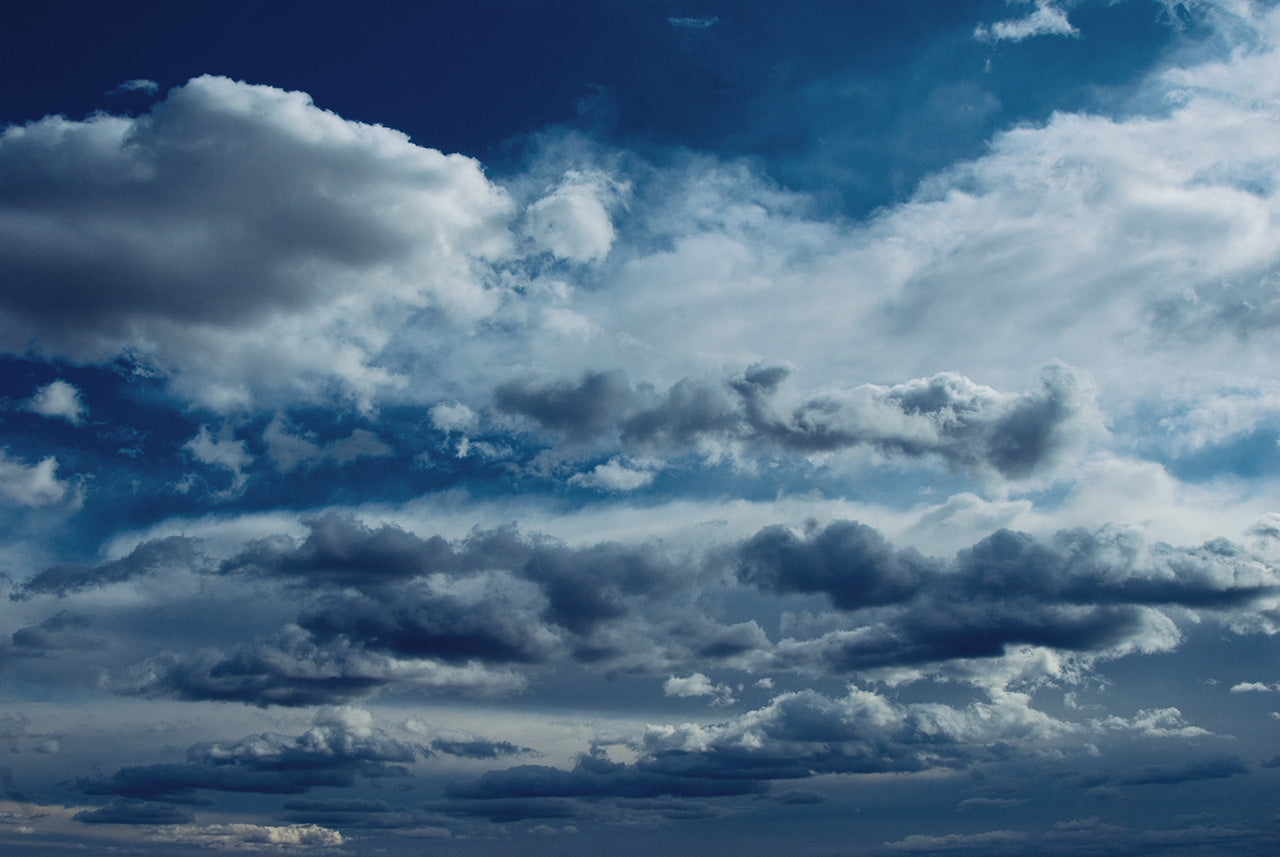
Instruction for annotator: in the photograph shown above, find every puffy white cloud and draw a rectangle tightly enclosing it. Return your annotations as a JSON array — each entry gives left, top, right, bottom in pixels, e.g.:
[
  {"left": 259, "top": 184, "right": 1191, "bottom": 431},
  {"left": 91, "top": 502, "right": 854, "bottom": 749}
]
[
  {"left": 524, "top": 169, "right": 623, "bottom": 263},
  {"left": 568, "top": 458, "right": 655, "bottom": 492},
  {"left": 0, "top": 75, "right": 514, "bottom": 411},
  {"left": 24, "top": 379, "right": 86, "bottom": 424},
  {"left": 0, "top": 450, "right": 80, "bottom": 507}
]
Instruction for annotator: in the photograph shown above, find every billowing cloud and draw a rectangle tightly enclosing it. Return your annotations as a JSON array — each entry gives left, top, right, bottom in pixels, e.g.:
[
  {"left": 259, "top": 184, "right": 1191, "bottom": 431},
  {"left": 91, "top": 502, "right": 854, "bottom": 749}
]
[
  {"left": 23, "top": 379, "right": 86, "bottom": 424},
  {"left": 0, "top": 75, "right": 514, "bottom": 410}
]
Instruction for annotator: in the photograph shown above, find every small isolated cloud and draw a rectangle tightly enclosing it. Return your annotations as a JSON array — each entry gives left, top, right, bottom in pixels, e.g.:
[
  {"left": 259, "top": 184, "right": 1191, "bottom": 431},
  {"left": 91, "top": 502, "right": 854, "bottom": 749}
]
[
  {"left": 108, "top": 78, "right": 159, "bottom": 95},
  {"left": 668, "top": 16, "right": 718, "bottom": 30},
  {"left": 429, "top": 401, "right": 479, "bottom": 434},
  {"left": 263, "top": 416, "right": 392, "bottom": 473},
  {"left": 663, "top": 672, "right": 736, "bottom": 706},
  {"left": 184, "top": 424, "right": 253, "bottom": 495},
  {"left": 0, "top": 450, "right": 79, "bottom": 507},
  {"left": 974, "top": 1, "right": 1078, "bottom": 43},
  {"left": 24, "top": 379, "right": 86, "bottom": 424},
  {"left": 1229, "top": 681, "right": 1279, "bottom": 693},
  {"left": 568, "top": 457, "right": 655, "bottom": 492}
]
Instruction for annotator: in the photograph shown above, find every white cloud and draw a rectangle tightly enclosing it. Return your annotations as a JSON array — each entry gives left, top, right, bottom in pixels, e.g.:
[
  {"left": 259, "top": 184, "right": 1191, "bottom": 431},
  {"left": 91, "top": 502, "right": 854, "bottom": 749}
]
[
  {"left": 145, "top": 823, "right": 343, "bottom": 851},
  {"left": 24, "top": 379, "right": 86, "bottom": 425},
  {"left": 0, "top": 75, "right": 515, "bottom": 412},
  {"left": 0, "top": 451, "right": 80, "bottom": 507},
  {"left": 663, "top": 672, "right": 735, "bottom": 705},
  {"left": 1229, "top": 680, "right": 1279, "bottom": 693},
  {"left": 429, "top": 401, "right": 479, "bottom": 434},
  {"left": 568, "top": 458, "right": 655, "bottom": 492},
  {"left": 184, "top": 425, "right": 253, "bottom": 495},
  {"left": 974, "top": 1, "right": 1079, "bottom": 43},
  {"left": 525, "top": 169, "right": 623, "bottom": 263}
]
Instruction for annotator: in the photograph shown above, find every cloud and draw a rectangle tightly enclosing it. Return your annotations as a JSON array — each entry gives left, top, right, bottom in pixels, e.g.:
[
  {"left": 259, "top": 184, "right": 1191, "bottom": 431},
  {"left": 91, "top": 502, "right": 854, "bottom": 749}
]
[
  {"left": 79, "top": 708, "right": 419, "bottom": 804},
  {"left": 0, "top": 75, "right": 514, "bottom": 410},
  {"left": 108, "top": 78, "right": 160, "bottom": 95},
  {"left": 23, "top": 379, "right": 86, "bottom": 424},
  {"left": 974, "top": 1, "right": 1079, "bottom": 43},
  {"left": 74, "top": 800, "right": 195, "bottom": 825},
  {"left": 142, "top": 822, "right": 344, "bottom": 851},
  {"left": 261, "top": 416, "right": 392, "bottom": 473},
  {"left": 184, "top": 425, "right": 253, "bottom": 496},
  {"left": 14, "top": 535, "right": 201, "bottom": 599},
  {"left": 668, "top": 16, "right": 718, "bottom": 30},
  {"left": 499, "top": 364, "right": 1101, "bottom": 482},
  {"left": 0, "top": 450, "right": 80, "bottom": 507},
  {"left": 662, "top": 672, "right": 735, "bottom": 705},
  {"left": 1116, "top": 754, "right": 1249, "bottom": 786},
  {"left": 430, "top": 732, "right": 534, "bottom": 759},
  {"left": 568, "top": 457, "right": 655, "bottom": 491},
  {"left": 524, "top": 170, "right": 623, "bottom": 263},
  {"left": 445, "top": 686, "right": 1077, "bottom": 817}
]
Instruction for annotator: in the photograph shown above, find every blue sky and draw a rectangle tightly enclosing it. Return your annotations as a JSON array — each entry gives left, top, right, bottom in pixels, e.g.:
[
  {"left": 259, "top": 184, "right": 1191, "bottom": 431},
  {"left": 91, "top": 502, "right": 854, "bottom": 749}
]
[{"left": 3, "top": 1, "right": 1280, "bottom": 854}]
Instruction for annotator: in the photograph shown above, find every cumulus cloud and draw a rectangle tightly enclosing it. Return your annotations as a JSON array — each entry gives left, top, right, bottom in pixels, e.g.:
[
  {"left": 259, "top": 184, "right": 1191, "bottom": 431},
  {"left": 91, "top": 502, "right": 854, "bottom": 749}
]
[
  {"left": 0, "top": 450, "right": 80, "bottom": 507},
  {"left": 24, "top": 379, "right": 86, "bottom": 424},
  {"left": 79, "top": 708, "right": 419, "bottom": 804},
  {"left": 498, "top": 364, "right": 1101, "bottom": 482},
  {"left": 0, "top": 75, "right": 514, "bottom": 410},
  {"left": 525, "top": 170, "right": 623, "bottom": 263},
  {"left": 445, "top": 686, "right": 1078, "bottom": 817}
]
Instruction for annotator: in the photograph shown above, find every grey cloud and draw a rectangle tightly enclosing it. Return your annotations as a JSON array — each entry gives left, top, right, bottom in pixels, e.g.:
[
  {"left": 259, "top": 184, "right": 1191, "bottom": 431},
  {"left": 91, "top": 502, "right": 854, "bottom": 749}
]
[
  {"left": 122, "top": 625, "right": 530, "bottom": 707},
  {"left": 738, "top": 520, "right": 938, "bottom": 609},
  {"left": 11, "top": 611, "right": 100, "bottom": 652},
  {"left": 430, "top": 737, "right": 533, "bottom": 759},
  {"left": 220, "top": 514, "right": 455, "bottom": 588},
  {"left": 74, "top": 799, "right": 195, "bottom": 825},
  {"left": 79, "top": 712, "right": 419, "bottom": 804},
  {"left": 0, "top": 75, "right": 511, "bottom": 351},
  {"left": 14, "top": 535, "right": 202, "bottom": 600},
  {"left": 1116, "top": 754, "right": 1249, "bottom": 786},
  {"left": 445, "top": 686, "right": 1068, "bottom": 818},
  {"left": 299, "top": 581, "right": 555, "bottom": 664},
  {"left": 740, "top": 520, "right": 1278, "bottom": 672},
  {"left": 496, "top": 370, "right": 634, "bottom": 442},
  {"left": 504, "top": 364, "right": 1097, "bottom": 481}
]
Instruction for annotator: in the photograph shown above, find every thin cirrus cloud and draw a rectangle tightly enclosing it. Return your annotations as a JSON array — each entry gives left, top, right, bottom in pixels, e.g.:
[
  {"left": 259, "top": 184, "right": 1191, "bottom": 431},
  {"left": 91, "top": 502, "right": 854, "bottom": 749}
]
[{"left": 2, "top": 1, "right": 1280, "bottom": 855}]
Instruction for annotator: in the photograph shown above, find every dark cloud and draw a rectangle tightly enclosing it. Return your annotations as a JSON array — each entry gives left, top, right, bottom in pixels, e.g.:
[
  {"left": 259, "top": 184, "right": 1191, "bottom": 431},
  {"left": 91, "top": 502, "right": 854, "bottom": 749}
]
[
  {"left": 430, "top": 737, "right": 533, "bottom": 759},
  {"left": 1116, "top": 754, "right": 1249, "bottom": 786},
  {"left": 221, "top": 514, "right": 456, "bottom": 588},
  {"left": 738, "top": 520, "right": 938, "bottom": 609},
  {"left": 496, "top": 370, "right": 635, "bottom": 442},
  {"left": 120, "top": 625, "right": 529, "bottom": 707},
  {"left": 738, "top": 519, "right": 1279, "bottom": 672},
  {"left": 74, "top": 799, "right": 196, "bottom": 825},
  {"left": 299, "top": 583, "right": 553, "bottom": 664},
  {"left": 79, "top": 711, "right": 419, "bottom": 804},
  {"left": 14, "top": 535, "right": 201, "bottom": 599},
  {"left": 11, "top": 610, "right": 100, "bottom": 652},
  {"left": 444, "top": 686, "right": 1056, "bottom": 820}
]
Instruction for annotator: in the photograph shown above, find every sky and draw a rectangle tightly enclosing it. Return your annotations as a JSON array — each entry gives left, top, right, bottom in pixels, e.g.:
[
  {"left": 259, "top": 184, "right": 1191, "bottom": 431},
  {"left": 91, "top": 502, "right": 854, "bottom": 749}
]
[{"left": 2, "top": 0, "right": 1280, "bottom": 854}]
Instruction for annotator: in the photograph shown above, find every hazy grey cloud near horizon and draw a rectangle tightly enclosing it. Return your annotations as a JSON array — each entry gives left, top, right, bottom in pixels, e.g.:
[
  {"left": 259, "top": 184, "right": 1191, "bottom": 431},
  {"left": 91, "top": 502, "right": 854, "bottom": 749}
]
[{"left": 3, "top": 1, "right": 1280, "bottom": 855}]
